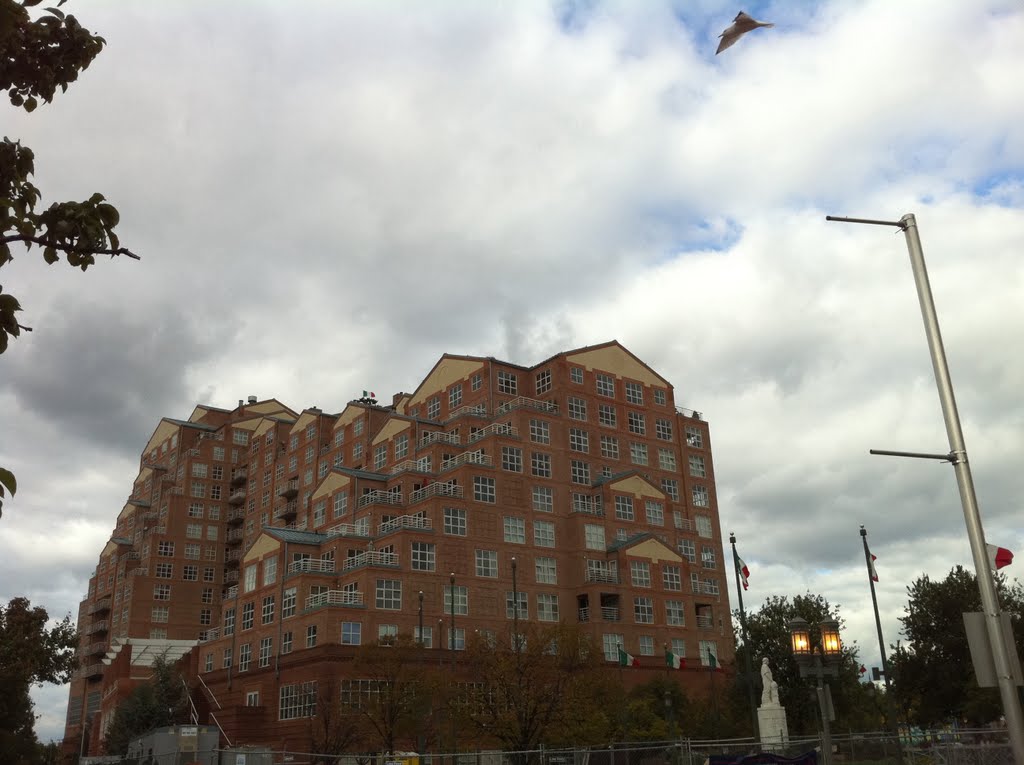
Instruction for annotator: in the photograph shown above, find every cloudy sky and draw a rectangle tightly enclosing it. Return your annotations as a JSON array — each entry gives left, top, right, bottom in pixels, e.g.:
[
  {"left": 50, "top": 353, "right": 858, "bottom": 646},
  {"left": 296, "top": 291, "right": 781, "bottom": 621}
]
[{"left": 2, "top": 0, "right": 1023, "bottom": 743}]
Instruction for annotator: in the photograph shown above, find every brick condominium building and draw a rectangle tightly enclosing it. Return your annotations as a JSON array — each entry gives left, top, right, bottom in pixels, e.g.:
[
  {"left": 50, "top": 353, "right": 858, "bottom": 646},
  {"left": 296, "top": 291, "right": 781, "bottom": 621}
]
[{"left": 63, "top": 341, "right": 733, "bottom": 756}]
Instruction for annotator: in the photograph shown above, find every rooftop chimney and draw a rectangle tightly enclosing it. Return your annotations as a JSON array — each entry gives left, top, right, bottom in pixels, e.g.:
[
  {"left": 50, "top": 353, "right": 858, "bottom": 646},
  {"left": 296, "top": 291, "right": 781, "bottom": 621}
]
[
  {"left": 248, "top": 395, "right": 257, "bottom": 405},
  {"left": 238, "top": 399, "right": 244, "bottom": 408}
]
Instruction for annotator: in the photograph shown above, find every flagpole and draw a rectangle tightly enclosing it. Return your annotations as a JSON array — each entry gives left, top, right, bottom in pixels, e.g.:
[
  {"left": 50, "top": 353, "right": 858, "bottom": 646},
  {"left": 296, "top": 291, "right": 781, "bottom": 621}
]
[
  {"left": 860, "top": 526, "right": 903, "bottom": 761},
  {"left": 730, "top": 532, "right": 759, "bottom": 739}
]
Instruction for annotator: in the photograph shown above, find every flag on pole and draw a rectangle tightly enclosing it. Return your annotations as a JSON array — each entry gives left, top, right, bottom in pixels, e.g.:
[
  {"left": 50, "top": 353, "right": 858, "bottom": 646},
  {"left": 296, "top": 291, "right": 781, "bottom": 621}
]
[
  {"left": 736, "top": 554, "right": 750, "bottom": 590},
  {"left": 987, "top": 544, "right": 1014, "bottom": 570},
  {"left": 868, "top": 552, "right": 879, "bottom": 582},
  {"left": 618, "top": 645, "right": 640, "bottom": 667},
  {"left": 666, "top": 648, "right": 685, "bottom": 670},
  {"left": 707, "top": 649, "right": 722, "bottom": 672},
  {"left": 362, "top": 390, "right": 376, "bottom": 398}
]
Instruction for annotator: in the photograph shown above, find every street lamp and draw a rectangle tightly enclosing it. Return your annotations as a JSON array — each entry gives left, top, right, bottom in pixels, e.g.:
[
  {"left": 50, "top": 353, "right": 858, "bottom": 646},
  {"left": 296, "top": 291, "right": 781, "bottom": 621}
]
[
  {"left": 788, "top": 618, "right": 841, "bottom": 765},
  {"left": 418, "top": 590, "right": 424, "bottom": 647},
  {"left": 663, "top": 688, "right": 674, "bottom": 735},
  {"left": 511, "top": 556, "right": 519, "bottom": 653}
]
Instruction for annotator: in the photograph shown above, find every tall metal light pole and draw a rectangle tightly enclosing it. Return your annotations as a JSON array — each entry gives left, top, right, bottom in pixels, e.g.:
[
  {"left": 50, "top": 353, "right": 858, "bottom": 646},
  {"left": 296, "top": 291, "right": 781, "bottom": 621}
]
[
  {"left": 827, "top": 213, "right": 1024, "bottom": 762},
  {"left": 418, "top": 590, "right": 424, "bottom": 646},
  {"left": 859, "top": 526, "right": 901, "bottom": 756},
  {"left": 729, "top": 532, "right": 759, "bottom": 738},
  {"left": 789, "top": 618, "right": 842, "bottom": 765},
  {"left": 511, "top": 556, "right": 519, "bottom": 652},
  {"left": 450, "top": 572, "right": 457, "bottom": 758}
]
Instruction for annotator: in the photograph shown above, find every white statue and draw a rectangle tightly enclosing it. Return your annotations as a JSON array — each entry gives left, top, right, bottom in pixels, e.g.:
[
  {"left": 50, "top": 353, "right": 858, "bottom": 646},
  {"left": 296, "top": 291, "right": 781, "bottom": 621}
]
[{"left": 760, "top": 657, "right": 778, "bottom": 706}]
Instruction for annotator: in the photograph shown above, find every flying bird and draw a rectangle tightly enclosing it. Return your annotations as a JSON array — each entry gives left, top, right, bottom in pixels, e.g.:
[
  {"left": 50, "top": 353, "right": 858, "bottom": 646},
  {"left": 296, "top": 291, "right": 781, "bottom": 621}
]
[{"left": 716, "top": 11, "right": 775, "bottom": 54}]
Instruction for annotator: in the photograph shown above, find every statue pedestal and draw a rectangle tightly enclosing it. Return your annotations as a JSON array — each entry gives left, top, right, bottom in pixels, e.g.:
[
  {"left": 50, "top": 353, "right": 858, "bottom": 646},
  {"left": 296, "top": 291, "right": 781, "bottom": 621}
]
[{"left": 758, "top": 704, "right": 789, "bottom": 750}]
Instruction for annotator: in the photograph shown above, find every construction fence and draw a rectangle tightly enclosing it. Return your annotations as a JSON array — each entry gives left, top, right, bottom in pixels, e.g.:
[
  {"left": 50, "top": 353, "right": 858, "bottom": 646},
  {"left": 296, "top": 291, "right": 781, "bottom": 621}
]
[{"left": 87, "top": 729, "right": 1013, "bottom": 765}]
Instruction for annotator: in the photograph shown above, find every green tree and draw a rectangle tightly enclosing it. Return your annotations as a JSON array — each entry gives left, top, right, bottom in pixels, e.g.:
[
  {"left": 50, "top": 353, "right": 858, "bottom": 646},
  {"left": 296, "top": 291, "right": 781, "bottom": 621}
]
[
  {"left": 612, "top": 676, "right": 689, "bottom": 741},
  {"left": 1, "top": 0, "right": 136, "bottom": 518},
  {"left": 890, "top": 565, "right": 1024, "bottom": 727},
  {"left": 103, "top": 654, "right": 189, "bottom": 754},
  {"left": 458, "top": 623, "right": 617, "bottom": 764},
  {"left": 732, "top": 593, "right": 875, "bottom": 735},
  {"left": 0, "top": 597, "right": 78, "bottom": 764}
]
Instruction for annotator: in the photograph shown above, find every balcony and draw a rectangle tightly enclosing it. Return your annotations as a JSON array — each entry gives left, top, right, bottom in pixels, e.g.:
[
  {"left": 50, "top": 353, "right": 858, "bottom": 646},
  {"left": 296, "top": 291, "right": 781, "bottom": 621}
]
[
  {"left": 585, "top": 569, "right": 620, "bottom": 585},
  {"left": 230, "top": 469, "right": 247, "bottom": 488},
  {"left": 578, "top": 607, "right": 591, "bottom": 623},
  {"left": 692, "top": 581, "right": 720, "bottom": 596},
  {"left": 600, "top": 606, "right": 621, "bottom": 622},
  {"left": 696, "top": 614, "right": 714, "bottom": 630},
  {"left": 357, "top": 490, "right": 402, "bottom": 509},
  {"left": 83, "top": 664, "right": 104, "bottom": 681},
  {"left": 147, "top": 526, "right": 167, "bottom": 535},
  {"left": 227, "top": 508, "right": 246, "bottom": 526},
  {"left": 225, "top": 549, "right": 242, "bottom": 566},
  {"left": 224, "top": 585, "right": 239, "bottom": 599},
  {"left": 305, "top": 589, "right": 364, "bottom": 609},
  {"left": 446, "top": 403, "right": 487, "bottom": 421},
  {"left": 278, "top": 478, "right": 299, "bottom": 499},
  {"left": 84, "top": 641, "right": 107, "bottom": 657},
  {"left": 570, "top": 501, "right": 603, "bottom": 517},
  {"left": 467, "top": 422, "right": 518, "bottom": 444},
  {"left": 379, "top": 514, "right": 432, "bottom": 535},
  {"left": 495, "top": 396, "right": 558, "bottom": 416},
  {"left": 199, "top": 627, "right": 221, "bottom": 643},
  {"left": 227, "top": 489, "right": 246, "bottom": 506},
  {"left": 87, "top": 596, "right": 112, "bottom": 616},
  {"left": 130, "top": 566, "right": 148, "bottom": 577},
  {"left": 274, "top": 501, "right": 298, "bottom": 522},
  {"left": 674, "top": 517, "right": 694, "bottom": 532},
  {"left": 390, "top": 459, "right": 434, "bottom": 476},
  {"left": 419, "top": 430, "right": 460, "bottom": 448},
  {"left": 224, "top": 570, "right": 239, "bottom": 585},
  {"left": 288, "top": 558, "right": 335, "bottom": 574},
  {"left": 342, "top": 550, "right": 399, "bottom": 571},
  {"left": 326, "top": 522, "right": 370, "bottom": 539},
  {"left": 85, "top": 620, "right": 109, "bottom": 636},
  {"left": 409, "top": 482, "right": 463, "bottom": 504},
  {"left": 226, "top": 527, "right": 244, "bottom": 544},
  {"left": 676, "top": 406, "right": 703, "bottom": 421},
  {"left": 439, "top": 452, "right": 492, "bottom": 472}
]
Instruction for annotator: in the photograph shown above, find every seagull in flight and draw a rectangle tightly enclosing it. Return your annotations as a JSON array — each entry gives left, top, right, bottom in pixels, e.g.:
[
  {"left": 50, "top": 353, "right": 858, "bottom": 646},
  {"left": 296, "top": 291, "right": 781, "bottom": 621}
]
[{"left": 716, "top": 11, "right": 775, "bottom": 54}]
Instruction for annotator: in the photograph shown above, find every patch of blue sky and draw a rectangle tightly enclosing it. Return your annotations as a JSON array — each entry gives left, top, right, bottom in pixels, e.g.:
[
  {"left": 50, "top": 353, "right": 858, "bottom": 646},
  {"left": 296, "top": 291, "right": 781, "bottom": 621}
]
[
  {"left": 643, "top": 212, "right": 744, "bottom": 264},
  {"left": 970, "top": 170, "right": 1024, "bottom": 207},
  {"left": 551, "top": 0, "right": 601, "bottom": 34}
]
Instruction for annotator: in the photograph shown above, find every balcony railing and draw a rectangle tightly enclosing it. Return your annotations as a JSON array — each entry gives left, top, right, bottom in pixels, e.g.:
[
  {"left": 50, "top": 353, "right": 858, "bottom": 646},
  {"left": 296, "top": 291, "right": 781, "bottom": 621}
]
[
  {"left": 199, "top": 627, "right": 221, "bottom": 643},
  {"left": 288, "top": 558, "right": 335, "bottom": 574},
  {"left": 226, "top": 527, "right": 244, "bottom": 543},
  {"left": 691, "top": 581, "right": 720, "bottom": 596},
  {"left": 495, "top": 396, "right": 558, "bottom": 416},
  {"left": 87, "top": 597, "right": 112, "bottom": 616},
  {"left": 224, "top": 585, "right": 238, "bottom": 599},
  {"left": 674, "top": 517, "right": 694, "bottom": 532},
  {"left": 85, "top": 620, "right": 109, "bottom": 636},
  {"left": 278, "top": 478, "right": 299, "bottom": 499},
  {"left": 357, "top": 490, "right": 402, "bottom": 509},
  {"left": 409, "top": 482, "right": 463, "bottom": 504},
  {"left": 585, "top": 569, "right": 620, "bottom": 585},
  {"left": 675, "top": 406, "right": 703, "bottom": 420},
  {"left": 147, "top": 526, "right": 166, "bottom": 535},
  {"left": 419, "top": 431, "right": 460, "bottom": 447},
  {"left": 389, "top": 459, "right": 434, "bottom": 476},
  {"left": 379, "top": 514, "right": 432, "bottom": 535},
  {"left": 227, "top": 489, "right": 246, "bottom": 506},
  {"left": 326, "top": 522, "right": 370, "bottom": 539},
  {"left": 466, "top": 422, "right": 518, "bottom": 443},
  {"left": 274, "top": 501, "right": 298, "bottom": 521},
  {"left": 224, "top": 570, "right": 239, "bottom": 584},
  {"left": 305, "top": 589, "right": 364, "bottom": 609},
  {"left": 578, "top": 607, "right": 590, "bottom": 623},
  {"left": 227, "top": 508, "right": 246, "bottom": 525},
  {"left": 230, "top": 469, "right": 247, "bottom": 487},
  {"left": 600, "top": 606, "right": 621, "bottom": 621},
  {"left": 696, "top": 615, "right": 714, "bottom": 629},
  {"left": 440, "top": 452, "right": 492, "bottom": 471},
  {"left": 130, "top": 566, "right": 148, "bottom": 577},
  {"left": 84, "top": 641, "right": 107, "bottom": 657},
  {"left": 343, "top": 551, "right": 399, "bottom": 571},
  {"left": 570, "top": 502, "right": 604, "bottom": 517},
  {"left": 82, "top": 663, "right": 104, "bottom": 680},
  {"left": 446, "top": 403, "right": 487, "bottom": 421},
  {"left": 225, "top": 549, "right": 242, "bottom": 563}
]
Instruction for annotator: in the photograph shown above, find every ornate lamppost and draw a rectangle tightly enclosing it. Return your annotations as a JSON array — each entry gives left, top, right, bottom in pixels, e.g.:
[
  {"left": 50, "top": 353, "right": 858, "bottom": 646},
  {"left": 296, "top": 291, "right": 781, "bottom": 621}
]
[{"left": 788, "top": 617, "right": 843, "bottom": 765}]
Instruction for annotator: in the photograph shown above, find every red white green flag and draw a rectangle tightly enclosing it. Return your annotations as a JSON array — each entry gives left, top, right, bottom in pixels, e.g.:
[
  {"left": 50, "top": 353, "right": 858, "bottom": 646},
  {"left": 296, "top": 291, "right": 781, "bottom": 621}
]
[
  {"left": 665, "top": 649, "right": 685, "bottom": 670},
  {"left": 618, "top": 645, "right": 639, "bottom": 667}
]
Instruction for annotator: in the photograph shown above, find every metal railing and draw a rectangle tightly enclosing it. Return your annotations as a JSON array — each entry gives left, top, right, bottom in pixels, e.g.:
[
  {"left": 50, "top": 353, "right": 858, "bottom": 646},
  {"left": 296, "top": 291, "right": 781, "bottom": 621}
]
[
  {"left": 342, "top": 551, "right": 399, "bottom": 571},
  {"left": 696, "top": 614, "right": 714, "bottom": 629},
  {"left": 199, "top": 627, "right": 220, "bottom": 643},
  {"left": 420, "top": 430, "right": 461, "bottom": 447},
  {"left": 274, "top": 501, "right": 298, "bottom": 520},
  {"left": 357, "top": 490, "right": 403, "bottom": 508},
  {"left": 467, "top": 422, "right": 518, "bottom": 443},
  {"left": 495, "top": 396, "right": 558, "bottom": 415},
  {"left": 446, "top": 403, "right": 487, "bottom": 421},
  {"left": 676, "top": 406, "right": 703, "bottom": 420},
  {"left": 440, "top": 452, "right": 492, "bottom": 471},
  {"left": 288, "top": 558, "right": 335, "bottom": 574},
  {"left": 586, "top": 569, "right": 620, "bottom": 584},
  {"left": 409, "top": 482, "right": 463, "bottom": 503},
  {"left": 390, "top": 459, "right": 434, "bottom": 475},
  {"left": 224, "top": 585, "right": 238, "bottom": 599},
  {"left": 305, "top": 589, "right": 364, "bottom": 609},
  {"left": 379, "top": 514, "right": 432, "bottom": 535},
  {"left": 601, "top": 606, "right": 621, "bottom": 621},
  {"left": 326, "top": 522, "right": 370, "bottom": 539},
  {"left": 87, "top": 597, "right": 112, "bottom": 615}
]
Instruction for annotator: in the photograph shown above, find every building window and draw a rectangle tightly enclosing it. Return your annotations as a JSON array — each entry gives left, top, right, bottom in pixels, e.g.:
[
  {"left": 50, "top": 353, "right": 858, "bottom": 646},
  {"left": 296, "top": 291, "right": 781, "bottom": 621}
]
[
  {"left": 689, "top": 455, "right": 706, "bottom": 477},
  {"left": 666, "top": 600, "right": 685, "bottom": 626},
  {"left": 627, "top": 411, "right": 646, "bottom": 435},
  {"left": 341, "top": 621, "right": 362, "bottom": 645},
  {"left": 262, "top": 595, "right": 275, "bottom": 624},
  {"left": 258, "top": 636, "right": 273, "bottom": 668},
  {"left": 638, "top": 635, "right": 655, "bottom": 656},
  {"left": 645, "top": 500, "right": 664, "bottom": 526},
  {"left": 535, "top": 557, "right": 557, "bottom": 584},
  {"left": 629, "top": 442, "right": 648, "bottom": 466},
  {"left": 501, "top": 446, "right": 523, "bottom": 473},
  {"left": 699, "top": 641, "right": 719, "bottom": 667},
  {"left": 411, "top": 542, "right": 436, "bottom": 571},
  {"left": 377, "top": 624, "right": 398, "bottom": 645},
  {"left": 634, "top": 597, "right": 654, "bottom": 624},
  {"left": 475, "top": 550, "right": 498, "bottom": 578},
  {"left": 570, "top": 460, "right": 590, "bottom": 485},
  {"left": 201, "top": 587, "right": 213, "bottom": 604},
  {"left": 155, "top": 563, "right": 173, "bottom": 579},
  {"left": 447, "top": 627, "right": 466, "bottom": 651},
  {"left": 598, "top": 404, "right": 616, "bottom": 427},
  {"left": 678, "top": 539, "right": 696, "bottom": 563},
  {"left": 158, "top": 541, "right": 175, "bottom": 557},
  {"left": 658, "top": 449, "right": 677, "bottom": 471},
  {"left": 203, "top": 566, "right": 215, "bottom": 582},
  {"left": 662, "top": 478, "right": 680, "bottom": 501},
  {"left": 503, "top": 517, "right": 526, "bottom": 544},
  {"left": 663, "top": 565, "right": 682, "bottom": 591},
  {"left": 531, "top": 452, "right": 552, "bottom": 478},
  {"left": 505, "top": 591, "right": 528, "bottom": 619},
  {"left": 444, "top": 585, "right": 469, "bottom": 616},
  {"left": 282, "top": 587, "right": 297, "bottom": 618},
  {"left": 333, "top": 492, "right": 348, "bottom": 518},
  {"left": 448, "top": 383, "right": 463, "bottom": 410},
  {"left": 238, "top": 643, "right": 252, "bottom": 672},
  {"left": 443, "top": 507, "right": 467, "bottom": 536},
  {"left": 625, "top": 382, "right": 644, "bottom": 405},
  {"left": 685, "top": 426, "right": 704, "bottom": 448},
  {"left": 471, "top": 373, "right": 483, "bottom": 391},
  {"left": 204, "top": 654, "right": 213, "bottom": 673},
  {"left": 244, "top": 564, "right": 257, "bottom": 592},
  {"left": 656, "top": 418, "right": 674, "bottom": 441},
  {"left": 535, "top": 369, "right": 552, "bottom": 395},
  {"left": 282, "top": 632, "right": 293, "bottom": 654},
  {"left": 584, "top": 524, "right": 605, "bottom": 551},
  {"left": 654, "top": 389, "right": 667, "bottom": 406},
  {"left": 279, "top": 681, "right": 317, "bottom": 720},
  {"left": 534, "top": 520, "right": 555, "bottom": 547},
  {"left": 532, "top": 486, "right": 553, "bottom": 513},
  {"left": 222, "top": 647, "right": 233, "bottom": 668},
  {"left": 415, "top": 625, "right": 433, "bottom": 648},
  {"left": 695, "top": 514, "right": 713, "bottom": 538},
  {"left": 151, "top": 606, "right": 169, "bottom": 623},
  {"left": 374, "top": 444, "right": 387, "bottom": 471},
  {"left": 630, "top": 561, "right": 651, "bottom": 587},
  {"left": 600, "top": 435, "right": 619, "bottom": 459},
  {"left": 188, "top": 503, "right": 204, "bottom": 518},
  {"left": 473, "top": 476, "right": 496, "bottom": 503},
  {"left": 200, "top": 608, "right": 212, "bottom": 626},
  {"left": 375, "top": 579, "right": 402, "bottom": 610},
  {"left": 241, "top": 602, "right": 255, "bottom": 630},
  {"left": 183, "top": 565, "right": 198, "bottom": 581},
  {"left": 614, "top": 496, "right": 634, "bottom": 521},
  {"left": 537, "top": 593, "right": 559, "bottom": 622},
  {"left": 497, "top": 370, "right": 517, "bottom": 395},
  {"left": 263, "top": 558, "right": 278, "bottom": 586},
  {"left": 596, "top": 373, "right": 615, "bottom": 398},
  {"left": 702, "top": 546, "right": 717, "bottom": 569},
  {"left": 223, "top": 608, "right": 235, "bottom": 636},
  {"left": 569, "top": 428, "right": 589, "bottom": 453},
  {"left": 567, "top": 397, "right": 587, "bottom": 421},
  {"left": 306, "top": 625, "right": 318, "bottom": 648},
  {"left": 602, "top": 634, "right": 624, "bottom": 662},
  {"left": 523, "top": 422, "right": 547, "bottom": 450},
  {"left": 184, "top": 544, "right": 200, "bottom": 560}
]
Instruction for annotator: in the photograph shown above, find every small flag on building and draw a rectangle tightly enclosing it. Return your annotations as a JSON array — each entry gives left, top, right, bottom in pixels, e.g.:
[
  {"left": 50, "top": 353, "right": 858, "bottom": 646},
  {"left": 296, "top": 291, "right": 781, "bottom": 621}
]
[
  {"left": 737, "top": 554, "right": 750, "bottom": 590},
  {"left": 618, "top": 645, "right": 640, "bottom": 667},
  {"left": 987, "top": 544, "right": 1014, "bottom": 570},
  {"left": 868, "top": 552, "right": 879, "bottom": 582},
  {"left": 666, "top": 648, "right": 685, "bottom": 670},
  {"left": 362, "top": 390, "right": 376, "bottom": 399}
]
